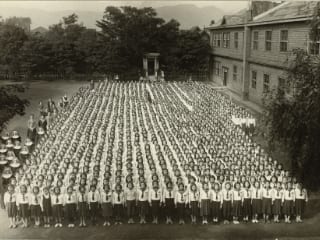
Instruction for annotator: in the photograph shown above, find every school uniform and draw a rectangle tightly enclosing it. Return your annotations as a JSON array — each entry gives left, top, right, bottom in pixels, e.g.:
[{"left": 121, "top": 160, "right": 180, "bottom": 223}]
[
  {"left": 271, "top": 188, "right": 282, "bottom": 216},
  {"left": 4, "top": 192, "right": 17, "bottom": 218},
  {"left": 188, "top": 190, "right": 199, "bottom": 217},
  {"left": 199, "top": 189, "right": 210, "bottom": 217},
  {"left": 241, "top": 188, "right": 251, "bottom": 217},
  {"left": 232, "top": 189, "right": 242, "bottom": 218},
  {"left": 251, "top": 187, "right": 262, "bottom": 215},
  {"left": 294, "top": 188, "right": 307, "bottom": 216},
  {"left": 149, "top": 188, "right": 162, "bottom": 219},
  {"left": 209, "top": 190, "right": 221, "bottom": 219},
  {"left": 174, "top": 190, "right": 188, "bottom": 219},
  {"left": 64, "top": 193, "right": 77, "bottom": 223},
  {"left": 163, "top": 189, "right": 175, "bottom": 217},
  {"left": 112, "top": 191, "right": 124, "bottom": 222},
  {"left": 29, "top": 193, "right": 42, "bottom": 218},
  {"left": 137, "top": 189, "right": 149, "bottom": 217},
  {"left": 283, "top": 189, "right": 295, "bottom": 216},
  {"left": 124, "top": 188, "right": 136, "bottom": 218},
  {"left": 77, "top": 192, "right": 88, "bottom": 218},
  {"left": 100, "top": 191, "right": 113, "bottom": 218},
  {"left": 42, "top": 193, "right": 52, "bottom": 218},
  {"left": 51, "top": 194, "right": 64, "bottom": 220},
  {"left": 16, "top": 193, "right": 30, "bottom": 218},
  {"left": 221, "top": 189, "right": 233, "bottom": 220},
  {"left": 261, "top": 188, "right": 272, "bottom": 215},
  {"left": 88, "top": 191, "right": 100, "bottom": 218}
]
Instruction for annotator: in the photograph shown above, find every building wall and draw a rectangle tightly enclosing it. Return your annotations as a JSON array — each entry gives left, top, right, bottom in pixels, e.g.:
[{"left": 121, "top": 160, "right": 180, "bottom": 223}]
[
  {"left": 249, "top": 22, "right": 310, "bottom": 68},
  {"left": 211, "top": 56, "right": 243, "bottom": 93}
]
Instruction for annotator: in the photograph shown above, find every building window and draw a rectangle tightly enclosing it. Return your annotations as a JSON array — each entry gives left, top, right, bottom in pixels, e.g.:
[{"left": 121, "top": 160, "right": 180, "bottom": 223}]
[
  {"left": 265, "top": 31, "right": 272, "bottom": 51},
  {"left": 280, "top": 30, "right": 288, "bottom": 52},
  {"left": 217, "top": 33, "right": 221, "bottom": 47},
  {"left": 278, "top": 77, "right": 291, "bottom": 94},
  {"left": 253, "top": 31, "right": 259, "bottom": 50},
  {"left": 309, "top": 30, "right": 320, "bottom": 55},
  {"left": 233, "top": 65, "right": 237, "bottom": 81},
  {"left": 234, "top": 32, "right": 239, "bottom": 49},
  {"left": 223, "top": 32, "right": 230, "bottom": 48},
  {"left": 263, "top": 74, "right": 270, "bottom": 92},
  {"left": 251, "top": 71, "right": 257, "bottom": 89},
  {"left": 214, "top": 61, "right": 221, "bottom": 75}
]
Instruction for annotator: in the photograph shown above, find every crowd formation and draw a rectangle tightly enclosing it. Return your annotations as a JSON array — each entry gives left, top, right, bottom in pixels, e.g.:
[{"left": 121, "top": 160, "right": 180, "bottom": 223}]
[{"left": 1, "top": 80, "right": 308, "bottom": 229}]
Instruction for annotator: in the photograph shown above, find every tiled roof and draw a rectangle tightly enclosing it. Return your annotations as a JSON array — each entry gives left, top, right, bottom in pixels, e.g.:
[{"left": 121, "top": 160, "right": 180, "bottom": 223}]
[
  {"left": 253, "top": 1, "right": 318, "bottom": 23},
  {"left": 208, "top": 12, "right": 246, "bottom": 28}
]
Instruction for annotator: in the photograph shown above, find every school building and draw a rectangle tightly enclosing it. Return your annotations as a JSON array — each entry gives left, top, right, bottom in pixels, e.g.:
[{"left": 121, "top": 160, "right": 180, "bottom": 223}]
[{"left": 206, "top": 1, "right": 320, "bottom": 105}]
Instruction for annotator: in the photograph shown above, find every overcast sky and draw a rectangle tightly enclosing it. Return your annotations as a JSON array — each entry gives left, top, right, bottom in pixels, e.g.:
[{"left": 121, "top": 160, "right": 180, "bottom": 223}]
[{"left": 0, "top": 1, "right": 249, "bottom": 13}]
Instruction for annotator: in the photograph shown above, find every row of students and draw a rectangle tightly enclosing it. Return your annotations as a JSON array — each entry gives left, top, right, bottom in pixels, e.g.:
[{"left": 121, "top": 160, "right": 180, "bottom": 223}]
[{"left": 4, "top": 180, "right": 307, "bottom": 228}]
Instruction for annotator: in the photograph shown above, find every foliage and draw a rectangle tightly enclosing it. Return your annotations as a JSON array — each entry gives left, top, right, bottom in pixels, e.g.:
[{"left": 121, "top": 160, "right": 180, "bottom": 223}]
[
  {"left": 263, "top": 49, "right": 320, "bottom": 189},
  {"left": 0, "top": 84, "right": 29, "bottom": 132}
]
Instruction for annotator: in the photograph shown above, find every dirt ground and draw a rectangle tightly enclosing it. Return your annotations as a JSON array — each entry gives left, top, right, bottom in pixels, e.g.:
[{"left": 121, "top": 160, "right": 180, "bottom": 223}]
[{"left": 1, "top": 80, "right": 320, "bottom": 239}]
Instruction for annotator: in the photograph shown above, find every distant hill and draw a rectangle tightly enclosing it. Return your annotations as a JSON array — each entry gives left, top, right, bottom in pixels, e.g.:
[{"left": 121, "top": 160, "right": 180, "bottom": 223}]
[{"left": 0, "top": 4, "right": 225, "bottom": 30}]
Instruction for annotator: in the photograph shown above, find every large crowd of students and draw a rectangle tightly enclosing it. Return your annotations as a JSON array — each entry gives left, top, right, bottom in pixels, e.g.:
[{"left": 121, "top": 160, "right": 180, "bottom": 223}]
[{"left": 1, "top": 79, "right": 308, "bottom": 228}]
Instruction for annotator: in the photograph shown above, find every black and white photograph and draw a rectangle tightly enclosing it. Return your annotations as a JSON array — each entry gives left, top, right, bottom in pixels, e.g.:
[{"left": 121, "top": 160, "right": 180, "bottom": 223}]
[{"left": 0, "top": 0, "right": 319, "bottom": 239}]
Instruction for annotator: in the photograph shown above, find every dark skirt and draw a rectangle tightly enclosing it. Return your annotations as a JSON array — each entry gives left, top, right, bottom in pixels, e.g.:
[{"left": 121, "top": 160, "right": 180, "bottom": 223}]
[
  {"left": 65, "top": 203, "right": 76, "bottom": 222},
  {"left": 7, "top": 202, "right": 17, "bottom": 217},
  {"left": 252, "top": 199, "right": 262, "bottom": 215},
  {"left": 78, "top": 202, "right": 88, "bottom": 217},
  {"left": 272, "top": 199, "right": 281, "bottom": 215},
  {"left": 101, "top": 202, "right": 113, "bottom": 218},
  {"left": 89, "top": 202, "right": 98, "bottom": 216},
  {"left": 126, "top": 200, "right": 135, "bottom": 218},
  {"left": 42, "top": 198, "right": 52, "bottom": 217},
  {"left": 52, "top": 204, "right": 63, "bottom": 219},
  {"left": 262, "top": 198, "right": 272, "bottom": 215},
  {"left": 19, "top": 203, "right": 30, "bottom": 218},
  {"left": 30, "top": 205, "right": 41, "bottom": 218},
  {"left": 190, "top": 201, "right": 199, "bottom": 216},
  {"left": 151, "top": 200, "right": 160, "bottom": 217},
  {"left": 139, "top": 200, "right": 149, "bottom": 216},
  {"left": 243, "top": 198, "right": 251, "bottom": 216},
  {"left": 165, "top": 198, "right": 174, "bottom": 217},
  {"left": 27, "top": 128, "right": 37, "bottom": 142},
  {"left": 232, "top": 200, "right": 241, "bottom": 217},
  {"left": 295, "top": 199, "right": 305, "bottom": 216},
  {"left": 177, "top": 203, "right": 185, "bottom": 219},
  {"left": 114, "top": 204, "right": 123, "bottom": 221},
  {"left": 283, "top": 200, "right": 293, "bottom": 215},
  {"left": 211, "top": 201, "right": 220, "bottom": 218},
  {"left": 200, "top": 199, "right": 210, "bottom": 217},
  {"left": 222, "top": 200, "right": 232, "bottom": 220}
]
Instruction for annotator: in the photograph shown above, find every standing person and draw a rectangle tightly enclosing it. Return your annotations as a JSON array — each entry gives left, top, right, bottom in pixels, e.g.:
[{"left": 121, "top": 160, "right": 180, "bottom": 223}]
[
  {"left": 271, "top": 182, "right": 282, "bottom": 223},
  {"left": 241, "top": 181, "right": 252, "bottom": 223},
  {"left": 188, "top": 183, "right": 199, "bottom": 224},
  {"left": 251, "top": 181, "right": 262, "bottom": 223},
  {"left": 210, "top": 182, "right": 222, "bottom": 224},
  {"left": 100, "top": 185, "right": 113, "bottom": 226},
  {"left": 4, "top": 184, "right": 17, "bottom": 228},
  {"left": 163, "top": 182, "right": 174, "bottom": 224},
  {"left": 199, "top": 182, "right": 210, "bottom": 225},
  {"left": 294, "top": 183, "right": 308, "bottom": 223},
  {"left": 27, "top": 114, "right": 37, "bottom": 142},
  {"left": 63, "top": 94, "right": 69, "bottom": 107},
  {"left": 38, "top": 115, "right": 48, "bottom": 133},
  {"left": 64, "top": 186, "right": 77, "bottom": 228},
  {"left": 137, "top": 182, "right": 149, "bottom": 224},
  {"left": 112, "top": 184, "right": 124, "bottom": 225},
  {"left": 283, "top": 182, "right": 295, "bottom": 223},
  {"left": 77, "top": 185, "right": 88, "bottom": 227},
  {"left": 124, "top": 182, "right": 136, "bottom": 224},
  {"left": 88, "top": 185, "right": 100, "bottom": 226},
  {"left": 262, "top": 181, "right": 272, "bottom": 223},
  {"left": 41, "top": 187, "right": 52, "bottom": 228},
  {"left": 51, "top": 187, "right": 63, "bottom": 228},
  {"left": 16, "top": 185, "right": 30, "bottom": 228},
  {"left": 47, "top": 98, "right": 56, "bottom": 114},
  {"left": 232, "top": 182, "right": 241, "bottom": 224},
  {"left": 149, "top": 181, "right": 162, "bottom": 224},
  {"left": 174, "top": 183, "right": 188, "bottom": 225},
  {"left": 221, "top": 182, "right": 233, "bottom": 224},
  {"left": 30, "top": 186, "right": 42, "bottom": 227}
]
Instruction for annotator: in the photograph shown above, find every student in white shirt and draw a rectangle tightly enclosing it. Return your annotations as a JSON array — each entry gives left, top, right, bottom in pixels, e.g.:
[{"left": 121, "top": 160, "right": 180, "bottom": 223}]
[
  {"left": 271, "top": 182, "right": 283, "bottom": 223},
  {"left": 113, "top": 184, "right": 124, "bottom": 225},
  {"left": 294, "top": 183, "right": 308, "bottom": 223},
  {"left": 16, "top": 184, "right": 30, "bottom": 228},
  {"left": 137, "top": 181, "right": 149, "bottom": 224},
  {"left": 163, "top": 181, "right": 175, "bottom": 224},
  {"left": 188, "top": 183, "right": 199, "bottom": 224},
  {"left": 29, "top": 186, "right": 42, "bottom": 227},
  {"left": 124, "top": 182, "right": 136, "bottom": 224},
  {"left": 88, "top": 184, "right": 100, "bottom": 225},
  {"left": 100, "top": 184, "right": 113, "bottom": 226},
  {"left": 241, "top": 180, "right": 252, "bottom": 223},
  {"left": 149, "top": 181, "right": 162, "bottom": 224},
  {"left": 4, "top": 184, "right": 17, "bottom": 228},
  {"left": 174, "top": 183, "right": 188, "bottom": 225},
  {"left": 199, "top": 182, "right": 210, "bottom": 225},
  {"left": 77, "top": 185, "right": 88, "bottom": 227},
  {"left": 64, "top": 186, "right": 77, "bottom": 227},
  {"left": 221, "top": 182, "right": 233, "bottom": 224},
  {"left": 282, "top": 182, "right": 295, "bottom": 223},
  {"left": 51, "top": 186, "right": 64, "bottom": 227},
  {"left": 232, "top": 182, "right": 241, "bottom": 224},
  {"left": 261, "top": 181, "right": 272, "bottom": 223}
]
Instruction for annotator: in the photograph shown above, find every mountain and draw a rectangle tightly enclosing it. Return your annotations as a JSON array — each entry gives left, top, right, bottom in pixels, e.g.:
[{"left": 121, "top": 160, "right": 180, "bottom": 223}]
[
  {"left": 156, "top": 4, "right": 225, "bottom": 29},
  {"left": 0, "top": 4, "right": 225, "bottom": 30}
]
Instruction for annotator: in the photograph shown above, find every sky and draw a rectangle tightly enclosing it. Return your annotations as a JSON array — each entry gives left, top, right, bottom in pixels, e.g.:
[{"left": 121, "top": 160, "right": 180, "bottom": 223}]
[{"left": 0, "top": 1, "right": 249, "bottom": 13}]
